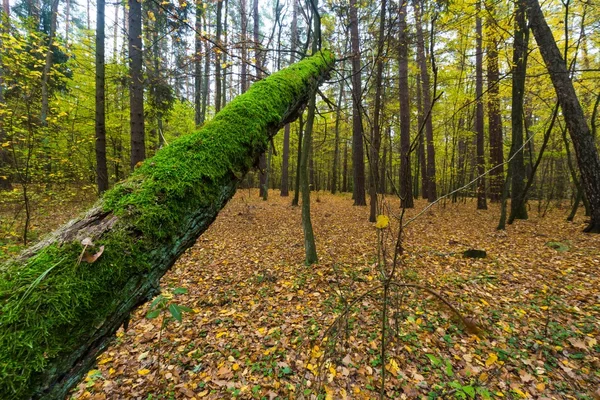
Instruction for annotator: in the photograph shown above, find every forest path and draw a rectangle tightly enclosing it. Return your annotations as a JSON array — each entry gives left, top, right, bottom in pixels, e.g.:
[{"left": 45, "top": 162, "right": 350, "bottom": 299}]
[{"left": 71, "top": 191, "right": 599, "bottom": 399}]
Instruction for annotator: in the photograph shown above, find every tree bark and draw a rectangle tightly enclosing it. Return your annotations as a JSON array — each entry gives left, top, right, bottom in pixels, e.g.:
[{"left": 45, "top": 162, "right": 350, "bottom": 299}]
[
  {"left": 350, "top": 0, "right": 366, "bottom": 206},
  {"left": 0, "top": 0, "right": 12, "bottom": 190},
  {"left": 280, "top": 0, "right": 298, "bottom": 197},
  {"left": 475, "top": 0, "right": 487, "bottom": 210},
  {"left": 398, "top": 0, "right": 413, "bottom": 208},
  {"left": 95, "top": 0, "right": 109, "bottom": 193},
  {"left": 487, "top": 0, "right": 503, "bottom": 202},
  {"left": 215, "top": 0, "right": 223, "bottom": 113},
  {"left": 194, "top": 0, "right": 203, "bottom": 126},
  {"left": 526, "top": 0, "right": 600, "bottom": 232},
  {"left": 40, "top": 0, "right": 59, "bottom": 127},
  {"left": 0, "top": 52, "right": 334, "bottom": 400},
  {"left": 414, "top": 0, "right": 437, "bottom": 202},
  {"left": 128, "top": 0, "right": 145, "bottom": 170},
  {"left": 240, "top": 0, "right": 248, "bottom": 94},
  {"left": 369, "top": 0, "right": 386, "bottom": 222},
  {"left": 509, "top": 0, "right": 529, "bottom": 221}
]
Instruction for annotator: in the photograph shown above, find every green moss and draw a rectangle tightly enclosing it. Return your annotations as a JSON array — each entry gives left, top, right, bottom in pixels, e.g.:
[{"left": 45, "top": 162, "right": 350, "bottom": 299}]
[
  {"left": 103, "top": 50, "right": 334, "bottom": 240},
  {"left": 0, "top": 51, "right": 334, "bottom": 399}
]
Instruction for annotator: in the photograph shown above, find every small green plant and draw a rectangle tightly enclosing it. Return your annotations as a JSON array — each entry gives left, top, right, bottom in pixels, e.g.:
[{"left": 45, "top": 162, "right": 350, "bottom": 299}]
[
  {"left": 145, "top": 287, "right": 193, "bottom": 385},
  {"left": 146, "top": 287, "right": 193, "bottom": 322}
]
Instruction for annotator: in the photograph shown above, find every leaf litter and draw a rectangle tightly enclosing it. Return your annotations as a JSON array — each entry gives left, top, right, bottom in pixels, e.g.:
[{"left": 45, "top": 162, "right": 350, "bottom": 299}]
[{"left": 69, "top": 191, "right": 599, "bottom": 399}]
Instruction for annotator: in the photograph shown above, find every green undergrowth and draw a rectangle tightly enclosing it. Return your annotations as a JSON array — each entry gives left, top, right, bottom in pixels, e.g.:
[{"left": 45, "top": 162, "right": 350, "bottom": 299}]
[{"left": 0, "top": 50, "right": 334, "bottom": 399}]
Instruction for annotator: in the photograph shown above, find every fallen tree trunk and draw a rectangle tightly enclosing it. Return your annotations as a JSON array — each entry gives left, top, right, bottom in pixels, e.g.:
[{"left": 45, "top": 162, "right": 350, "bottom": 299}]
[{"left": 0, "top": 51, "right": 335, "bottom": 400}]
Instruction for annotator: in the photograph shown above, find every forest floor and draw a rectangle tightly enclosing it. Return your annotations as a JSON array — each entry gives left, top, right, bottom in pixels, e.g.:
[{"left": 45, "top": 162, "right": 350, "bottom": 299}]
[{"left": 4, "top": 189, "right": 599, "bottom": 399}]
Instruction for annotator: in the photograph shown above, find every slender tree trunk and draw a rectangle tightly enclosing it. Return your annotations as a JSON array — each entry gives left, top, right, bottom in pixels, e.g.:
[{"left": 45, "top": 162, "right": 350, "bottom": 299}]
[
  {"left": 280, "top": 0, "right": 298, "bottom": 197},
  {"left": 96, "top": 0, "right": 108, "bottom": 193},
  {"left": 509, "top": 0, "right": 529, "bottom": 221},
  {"left": 414, "top": 0, "right": 436, "bottom": 202},
  {"left": 40, "top": 0, "right": 59, "bottom": 127},
  {"left": 0, "top": 0, "right": 11, "bottom": 190},
  {"left": 128, "top": 0, "right": 145, "bottom": 170},
  {"left": 215, "top": 0, "right": 222, "bottom": 112},
  {"left": 240, "top": 0, "right": 248, "bottom": 93},
  {"left": 487, "top": 0, "right": 503, "bottom": 202},
  {"left": 64, "top": 0, "right": 70, "bottom": 46},
  {"left": 113, "top": 4, "right": 119, "bottom": 61},
  {"left": 526, "top": 0, "right": 600, "bottom": 232},
  {"left": 342, "top": 138, "right": 348, "bottom": 192},
  {"left": 292, "top": 116, "right": 303, "bottom": 206},
  {"left": 253, "top": 0, "right": 267, "bottom": 198},
  {"left": 398, "top": 0, "right": 413, "bottom": 208},
  {"left": 350, "top": 0, "right": 366, "bottom": 206},
  {"left": 369, "top": 0, "right": 386, "bottom": 222},
  {"left": 221, "top": 0, "right": 228, "bottom": 108},
  {"left": 194, "top": 0, "right": 203, "bottom": 126},
  {"left": 475, "top": 0, "right": 487, "bottom": 209},
  {"left": 331, "top": 80, "right": 343, "bottom": 194},
  {"left": 300, "top": 0, "right": 320, "bottom": 265},
  {"left": 201, "top": 11, "right": 210, "bottom": 124},
  {"left": 416, "top": 71, "right": 427, "bottom": 199}
]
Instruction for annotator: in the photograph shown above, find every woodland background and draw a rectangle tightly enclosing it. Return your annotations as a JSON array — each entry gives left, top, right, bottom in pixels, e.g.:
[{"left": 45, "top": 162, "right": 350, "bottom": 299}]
[{"left": 0, "top": 0, "right": 599, "bottom": 398}]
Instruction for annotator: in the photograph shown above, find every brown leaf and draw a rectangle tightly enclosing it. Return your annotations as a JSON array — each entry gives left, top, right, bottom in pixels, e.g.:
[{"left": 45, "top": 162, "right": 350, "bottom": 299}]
[{"left": 82, "top": 245, "right": 105, "bottom": 263}]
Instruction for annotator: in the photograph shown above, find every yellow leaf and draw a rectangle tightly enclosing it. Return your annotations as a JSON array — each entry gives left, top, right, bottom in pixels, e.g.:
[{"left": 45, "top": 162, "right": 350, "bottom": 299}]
[
  {"left": 535, "top": 382, "right": 546, "bottom": 391},
  {"left": 485, "top": 353, "right": 498, "bottom": 367},
  {"left": 138, "top": 368, "right": 151, "bottom": 376},
  {"left": 325, "top": 385, "right": 334, "bottom": 400},
  {"left": 478, "top": 372, "right": 488, "bottom": 382},
  {"left": 98, "top": 357, "right": 112, "bottom": 365},
  {"left": 232, "top": 363, "right": 240, "bottom": 371},
  {"left": 386, "top": 358, "right": 400, "bottom": 376},
  {"left": 148, "top": 10, "right": 156, "bottom": 21},
  {"left": 375, "top": 215, "right": 389, "bottom": 229}
]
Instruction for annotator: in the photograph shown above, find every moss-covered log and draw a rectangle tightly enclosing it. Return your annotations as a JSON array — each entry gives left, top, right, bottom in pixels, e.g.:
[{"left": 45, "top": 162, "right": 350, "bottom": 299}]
[{"left": 0, "top": 51, "right": 335, "bottom": 399}]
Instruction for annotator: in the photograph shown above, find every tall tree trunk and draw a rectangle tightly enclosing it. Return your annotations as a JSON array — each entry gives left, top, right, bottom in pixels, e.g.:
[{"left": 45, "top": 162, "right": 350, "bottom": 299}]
[
  {"left": 398, "top": 0, "right": 413, "bottom": 208},
  {"left": 194, "top": 0, "right": 203, "bottom": 126},
  {"left": 487, "top": 0, "right": 503, "bottom": 202},
  {"left": 0, "top": 0, "right": 11, "bottom": 190},
  {"left": 240, "top": 0, "right": 248, "bottom": 93},
  {"left": 414, "top": 0, "right": 436, "bottom": 201},
  {"left": 300, "top": 0, "right": 320, "bottom": 265},
  {"left": 0, "top": 52, "right": 334, "bottom": 400},
  {"left": 96, "top": 0, "right": 108, "bottom": 193},
  {"left": 201, "top": 11, "right": 210, "bottom": 124},
  {"left": 40, "top": 0, "right": 59, "bottom": 127},
  {"left": 292, "top": 116, "right": 303, "bottom": 205},
  {"left": 416, "top": 71, "right": 427, "bottom": 199},
  {"left": 342, "top": 138, "right": 348, "bottom": 192},
  {"left": 331, "top": 79, "right": 343, "bottom": 194},
  {"left": 475, "top": 0, "right": 487, "bottom": 209},
  {"left": 64, "top": 0, "right": 70, "bottom": 46},
  {"left": 128, "top": 0, "right": 145, "bottom": 170},
  {"left": 253, "top": 0, "right": 267, "bottom": 198},
  {"left": 509, "top": 0, "right": 529, "bottom": 221},
  {"left": 221, "top": 0, "right": 228, "bottom": 108},
  {"left": 526, "top": 0, "right": 600, "bottom": 232},
  {"left": 369, "top": 0, "right": 386, "bottom": 222},
  {"left": 350, "top": 0, "right": 366, "bottom": 206},
  {"left": 215, "top": 0, "right": 222, "bottom": 112},
  {"left": 281, "top": 0, "right": 298, "bottom": 197}
]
